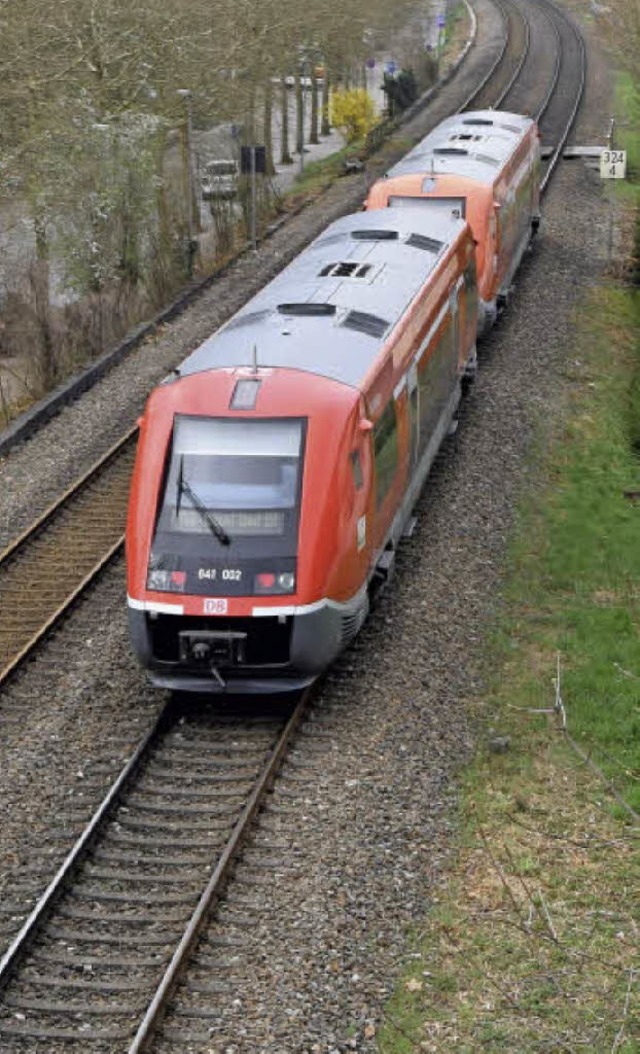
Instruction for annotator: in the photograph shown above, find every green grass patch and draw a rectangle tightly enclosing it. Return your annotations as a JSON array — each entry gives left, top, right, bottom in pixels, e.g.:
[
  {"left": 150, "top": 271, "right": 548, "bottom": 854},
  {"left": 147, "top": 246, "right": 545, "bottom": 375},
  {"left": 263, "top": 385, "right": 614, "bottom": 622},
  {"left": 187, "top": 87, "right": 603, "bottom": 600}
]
[
  {"left": 277, "top": 132, "right": 414, "bottom": 209},
  {"left": 499, "top": 286, "right": 640, "bottom": 813},
  {"left": 378, "top": 199, "right": 639, "bottom": 1054},
  {"left": 616, "top": 73, "right": 640, "bottom": 179}
]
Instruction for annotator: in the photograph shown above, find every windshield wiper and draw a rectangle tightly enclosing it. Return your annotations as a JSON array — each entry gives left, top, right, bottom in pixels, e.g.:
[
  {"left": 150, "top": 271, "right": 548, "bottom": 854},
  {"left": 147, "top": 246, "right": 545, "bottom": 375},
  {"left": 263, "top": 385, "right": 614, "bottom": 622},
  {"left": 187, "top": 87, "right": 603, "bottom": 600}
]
[{"left": 177, "top": 457, "right": 231, "bottom": 546}]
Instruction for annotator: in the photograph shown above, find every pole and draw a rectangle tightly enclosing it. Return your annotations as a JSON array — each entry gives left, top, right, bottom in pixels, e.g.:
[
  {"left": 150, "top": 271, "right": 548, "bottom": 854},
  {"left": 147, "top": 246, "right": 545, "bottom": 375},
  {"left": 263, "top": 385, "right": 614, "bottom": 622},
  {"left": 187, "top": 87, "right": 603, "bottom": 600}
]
[
  {"left": 250, "top": 145, "right": 257, "bottom": 251},
  {"left": 299, "top": 67, "right": 306, "bottom": 177}
]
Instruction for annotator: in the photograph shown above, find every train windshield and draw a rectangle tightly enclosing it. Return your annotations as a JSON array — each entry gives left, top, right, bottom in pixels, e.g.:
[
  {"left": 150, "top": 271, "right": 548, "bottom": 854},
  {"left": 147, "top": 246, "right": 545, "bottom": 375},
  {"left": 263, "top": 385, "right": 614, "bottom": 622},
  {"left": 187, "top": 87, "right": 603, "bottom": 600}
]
[{"left": 156, "top": 415, "right": 304, "bottom": 539}]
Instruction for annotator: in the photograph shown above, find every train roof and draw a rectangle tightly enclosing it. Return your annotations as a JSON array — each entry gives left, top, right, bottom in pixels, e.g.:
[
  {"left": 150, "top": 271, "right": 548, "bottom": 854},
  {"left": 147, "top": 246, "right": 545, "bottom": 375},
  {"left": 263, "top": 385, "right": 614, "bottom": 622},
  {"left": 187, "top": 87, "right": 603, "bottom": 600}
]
[
  {"left": 179, "top": 207, "right": 468, "bottom": 390},
  {"left": 387, "top": 109, "right": 535, "bottom": 183}
]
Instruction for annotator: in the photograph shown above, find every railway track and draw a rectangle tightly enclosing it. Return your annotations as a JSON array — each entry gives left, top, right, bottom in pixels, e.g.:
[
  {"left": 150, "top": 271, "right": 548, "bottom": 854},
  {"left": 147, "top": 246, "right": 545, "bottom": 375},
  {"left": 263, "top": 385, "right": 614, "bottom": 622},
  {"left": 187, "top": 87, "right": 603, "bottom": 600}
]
[
  {"left": 461, "top": 0, "right": 531, "bottom": 112},
  {"left": 0, "top": 695, "right": 308, "bottom": 1049},
  {"left": 534, "top": 0, "right": 586, "bottom": 192},
  {"left": 0, "top": 429, "right": 135, "bottom": 690}
]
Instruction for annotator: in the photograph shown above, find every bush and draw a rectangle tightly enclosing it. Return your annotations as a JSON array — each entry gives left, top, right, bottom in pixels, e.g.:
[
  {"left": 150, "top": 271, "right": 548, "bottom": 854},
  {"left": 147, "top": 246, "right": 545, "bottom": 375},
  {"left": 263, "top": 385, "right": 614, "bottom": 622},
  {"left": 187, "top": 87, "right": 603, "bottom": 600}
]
[
  {"left": 330, "top": 88, "right": 376, "bottom": 145},
  {"left": 382, "top": 68, "right": 418, "bottom": 117}
]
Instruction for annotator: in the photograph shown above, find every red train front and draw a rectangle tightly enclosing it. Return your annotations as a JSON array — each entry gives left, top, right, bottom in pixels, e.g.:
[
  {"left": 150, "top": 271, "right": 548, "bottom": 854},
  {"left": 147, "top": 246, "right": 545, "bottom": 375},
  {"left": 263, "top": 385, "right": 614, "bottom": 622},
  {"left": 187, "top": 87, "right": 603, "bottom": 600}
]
[{"left": 127, "top": 365, "right": 371, "bottom": 692}]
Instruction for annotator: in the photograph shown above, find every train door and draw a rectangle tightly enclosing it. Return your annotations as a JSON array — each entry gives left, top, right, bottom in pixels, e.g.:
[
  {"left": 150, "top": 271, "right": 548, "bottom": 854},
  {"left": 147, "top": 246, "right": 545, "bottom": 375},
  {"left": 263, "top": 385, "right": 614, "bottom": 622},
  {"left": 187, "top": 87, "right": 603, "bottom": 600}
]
[
  {"left": 407, "top": 362, "right": 419, "bottom": 473},
  {"left": 450, "top": 279, "right": 460, "bottom": 357}
]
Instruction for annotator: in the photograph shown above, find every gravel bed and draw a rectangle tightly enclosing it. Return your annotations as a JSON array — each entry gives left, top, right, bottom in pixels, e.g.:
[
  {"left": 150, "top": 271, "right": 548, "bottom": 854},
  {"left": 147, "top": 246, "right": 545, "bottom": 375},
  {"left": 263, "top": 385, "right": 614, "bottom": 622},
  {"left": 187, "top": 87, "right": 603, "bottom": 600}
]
[{"left": 0, "top": 2, "right": 620, "bottom": 1051}]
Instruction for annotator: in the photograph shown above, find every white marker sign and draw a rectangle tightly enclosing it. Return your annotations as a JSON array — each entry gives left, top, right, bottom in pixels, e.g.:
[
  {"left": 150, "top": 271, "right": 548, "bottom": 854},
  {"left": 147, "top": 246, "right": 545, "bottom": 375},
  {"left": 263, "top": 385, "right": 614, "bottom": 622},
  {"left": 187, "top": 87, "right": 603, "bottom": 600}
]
[{"left": 600, "top": 149, "right": 627, "bottom": 179}]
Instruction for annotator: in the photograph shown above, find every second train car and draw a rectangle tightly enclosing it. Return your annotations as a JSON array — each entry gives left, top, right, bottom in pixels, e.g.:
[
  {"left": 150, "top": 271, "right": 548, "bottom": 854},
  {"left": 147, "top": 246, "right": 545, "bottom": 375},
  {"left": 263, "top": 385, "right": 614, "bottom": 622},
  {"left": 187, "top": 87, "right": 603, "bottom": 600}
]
[{"left": 365, "top": 110, "right": 541, "bottom": 333}]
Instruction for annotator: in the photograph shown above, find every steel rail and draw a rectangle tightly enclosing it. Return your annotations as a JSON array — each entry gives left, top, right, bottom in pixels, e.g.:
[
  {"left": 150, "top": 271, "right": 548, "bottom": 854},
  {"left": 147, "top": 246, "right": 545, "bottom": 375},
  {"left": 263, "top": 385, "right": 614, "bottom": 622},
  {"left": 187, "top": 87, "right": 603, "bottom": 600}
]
[
  {"left": 458, "top": 0, "right": 512, "bottom": 113},
  {"left": 529, "top": 0, "right": 562, "bottom": 121},
  {"left": 128, "top": 692, "right": 309, "bottom": 1053},
  {"left": 493, "top": 0, "right": 531, "bottom": 108},
  {"left": 0, "top": 425, "right": 135, "bottom": 568},
  {"left": 0, "top": 535, "right": 125, "bottom": 688},
  {"left": 0, "top": 427, "right": 135, "bottom": 689},
  {"left": 537, "top": 0, "right": 587, "bottom": 193},
  {"left": 0, "top": 694, "right": 309, "bottom": 1051},
  {"left": 0, "top": 703, "right": 171, "bottom": 988}
]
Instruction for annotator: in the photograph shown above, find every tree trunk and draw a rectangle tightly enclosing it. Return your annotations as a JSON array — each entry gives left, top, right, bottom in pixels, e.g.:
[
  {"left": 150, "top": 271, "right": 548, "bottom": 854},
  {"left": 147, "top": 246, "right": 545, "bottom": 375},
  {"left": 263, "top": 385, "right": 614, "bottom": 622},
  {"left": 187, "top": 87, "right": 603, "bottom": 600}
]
[
  {"left": 295, "top": 73, "right": 304, "bottom": 157},
  {"left": 280, "top": 79, "right": 292, "bottom": 164},
  {"left": 321, "top": 73, "right": 331, "bottom": 136},
  {"left": 310, "top": 73, "right": 319, "bottom": 145},
  {"left": 263, "top": 79, "right": 276, "bottom": 176}
]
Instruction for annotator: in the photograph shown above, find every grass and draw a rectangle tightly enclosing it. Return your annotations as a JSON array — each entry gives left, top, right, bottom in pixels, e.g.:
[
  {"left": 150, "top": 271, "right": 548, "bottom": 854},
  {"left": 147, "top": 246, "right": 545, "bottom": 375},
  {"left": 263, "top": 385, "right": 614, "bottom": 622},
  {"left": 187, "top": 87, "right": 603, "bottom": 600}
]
[
  {"left": 500, "top": 287, "right": 640, "bottom": 812},
  {"left": 376, "top": 69, "right": 640, "bottom": 1054},
  {"left": 377, "top": 283, "right": 639, "bottom": 1053}
]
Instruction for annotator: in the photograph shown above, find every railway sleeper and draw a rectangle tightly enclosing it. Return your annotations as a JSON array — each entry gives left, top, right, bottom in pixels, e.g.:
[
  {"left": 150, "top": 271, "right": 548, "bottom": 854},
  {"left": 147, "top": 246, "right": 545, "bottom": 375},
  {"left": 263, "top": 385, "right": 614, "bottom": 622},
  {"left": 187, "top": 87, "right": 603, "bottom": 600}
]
[
  {"left": 0, "top": 1022, "right": 129, "bottom": 1042},
  {"left": 1, "top": 994, "right": 148, "bottom": 1014}
]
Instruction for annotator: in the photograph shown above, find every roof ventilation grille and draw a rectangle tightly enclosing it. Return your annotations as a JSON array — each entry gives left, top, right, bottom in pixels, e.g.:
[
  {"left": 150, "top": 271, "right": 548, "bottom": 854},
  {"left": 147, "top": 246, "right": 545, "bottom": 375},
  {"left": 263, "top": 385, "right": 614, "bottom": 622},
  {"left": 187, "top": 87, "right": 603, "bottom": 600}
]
[
  {"left": 319, "top": 262, "right": 372, "bottom": 278},
  {"left": 351, "top": 229, "right": 398, "bottom": 241},
  {"left": 342, "top": 310, "right": 389, "bottom": 339},
  {"left": 433, "top": 146, "right": 469, "bottom": 156},
  {"left": 277, "top": 302, "right": 337, "bottom": 316},
  {"left": 314, "top": 232, "right": 347, "bottom": 249},
  {"left": 462, "top": 117, "right": 494, "bottom": 126},
  {"left": 406, "top": 233, "right": 444, "bottom": 253},
  {"left": 474, "top": 153, "right": 499, "bottom": 166},
  {"left": 226, "top": 309, "right": 271, "bottom": 331}
]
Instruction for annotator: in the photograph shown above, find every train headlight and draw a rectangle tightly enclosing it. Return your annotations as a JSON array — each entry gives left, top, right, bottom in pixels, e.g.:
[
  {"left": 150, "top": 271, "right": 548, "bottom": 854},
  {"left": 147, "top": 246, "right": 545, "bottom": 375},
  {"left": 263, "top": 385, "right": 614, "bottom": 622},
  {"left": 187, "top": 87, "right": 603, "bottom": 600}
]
[
  {"left": 147, "top": 568, "right": 187, "bottom": 593},
  {"left": 255, "top": 571, "right": 295, "bottom": 594},
  {"left": 277, "top": 572, "right": 295, "bottom": 591}
]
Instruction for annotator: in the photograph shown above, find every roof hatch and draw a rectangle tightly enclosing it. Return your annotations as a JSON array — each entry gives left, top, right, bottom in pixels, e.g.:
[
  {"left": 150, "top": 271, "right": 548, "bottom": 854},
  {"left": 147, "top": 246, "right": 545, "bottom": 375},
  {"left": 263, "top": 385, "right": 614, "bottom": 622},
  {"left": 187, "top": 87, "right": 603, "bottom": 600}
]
[
  {"left": 277, "top": 302, "right": 336, "bottom": 316},
  {"left": 351, "top": 229, "right": 399, "bottom": 241},
  {"left": 319, "top": 262, "right": 373, "bottom": 278},
  {"left": 406, "top": 233, "right": 444, "bottom": 253},
  {"left": 342, "top": 310, "right": 389, "bottom": 338}
]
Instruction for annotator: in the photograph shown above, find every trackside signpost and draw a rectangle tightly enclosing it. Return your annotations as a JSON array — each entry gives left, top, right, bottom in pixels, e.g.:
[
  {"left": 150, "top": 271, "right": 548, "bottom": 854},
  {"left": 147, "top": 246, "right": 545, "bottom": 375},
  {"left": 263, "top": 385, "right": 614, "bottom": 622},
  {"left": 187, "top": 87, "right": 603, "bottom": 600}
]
[{"left": 600, "top": 149, "right": 627, "bottom": 179}]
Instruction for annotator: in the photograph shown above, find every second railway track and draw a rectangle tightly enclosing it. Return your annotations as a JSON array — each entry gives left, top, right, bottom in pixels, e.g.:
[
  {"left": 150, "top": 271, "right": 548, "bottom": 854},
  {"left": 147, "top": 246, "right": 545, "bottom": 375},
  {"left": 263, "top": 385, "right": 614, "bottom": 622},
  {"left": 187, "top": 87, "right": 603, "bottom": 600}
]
[{"left": 0, "top": 430, "right": 136, "bottom": 689}]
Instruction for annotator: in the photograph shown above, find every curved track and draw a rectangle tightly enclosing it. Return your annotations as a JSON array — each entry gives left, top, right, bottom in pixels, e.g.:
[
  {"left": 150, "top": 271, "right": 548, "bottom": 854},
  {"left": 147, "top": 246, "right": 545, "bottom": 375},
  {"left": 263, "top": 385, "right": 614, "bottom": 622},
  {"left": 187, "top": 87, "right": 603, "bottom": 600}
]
[
  {"left": 460, "top": 0, "right": 530, "bottom": 112},
  {"left": 533, "top": 0, "right": 586, "bottom": 191}
]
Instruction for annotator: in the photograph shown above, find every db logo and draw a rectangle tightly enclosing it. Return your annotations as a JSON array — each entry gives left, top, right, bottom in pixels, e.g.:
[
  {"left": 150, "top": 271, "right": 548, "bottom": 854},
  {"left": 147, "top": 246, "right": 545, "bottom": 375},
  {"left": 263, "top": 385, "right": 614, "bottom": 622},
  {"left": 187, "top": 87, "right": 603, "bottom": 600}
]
[{"left": 204, "top": 598, "right": 228, "bottom": 615}]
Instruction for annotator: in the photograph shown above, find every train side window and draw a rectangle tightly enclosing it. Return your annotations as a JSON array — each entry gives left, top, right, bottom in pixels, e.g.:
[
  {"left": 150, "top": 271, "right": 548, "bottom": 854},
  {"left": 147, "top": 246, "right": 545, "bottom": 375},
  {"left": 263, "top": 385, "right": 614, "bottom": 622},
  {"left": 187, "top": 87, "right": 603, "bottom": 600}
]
[
  {"left": 350, "top": 450, "right": 363, "bottom": 490},
  {"left": 373, "top": 401, "right": 398, "bottom": 507},
  {"left": 417, "top": 317, "right": 456, "bottom": 455}
]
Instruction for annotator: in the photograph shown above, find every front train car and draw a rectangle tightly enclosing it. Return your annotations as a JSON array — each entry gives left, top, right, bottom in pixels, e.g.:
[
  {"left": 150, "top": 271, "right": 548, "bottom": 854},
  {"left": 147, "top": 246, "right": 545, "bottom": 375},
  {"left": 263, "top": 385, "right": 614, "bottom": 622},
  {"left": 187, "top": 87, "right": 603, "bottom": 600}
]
[
  {"left": 127, "top": 364, "right": 369, "bottom": 692},
  {"left": 126, "top": 205, "right": 475, "bottom": 692}
]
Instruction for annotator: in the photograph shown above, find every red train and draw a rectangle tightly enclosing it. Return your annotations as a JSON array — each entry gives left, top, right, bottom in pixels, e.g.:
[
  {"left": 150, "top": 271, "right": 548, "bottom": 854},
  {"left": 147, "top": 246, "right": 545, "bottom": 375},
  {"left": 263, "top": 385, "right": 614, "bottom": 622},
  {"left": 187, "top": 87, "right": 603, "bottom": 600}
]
[
  {"left": 365, "top": 110, "right": 540, "bottom": 333},
  {"left": 126, "top": 110, "right": 540, "bottom": 694}
]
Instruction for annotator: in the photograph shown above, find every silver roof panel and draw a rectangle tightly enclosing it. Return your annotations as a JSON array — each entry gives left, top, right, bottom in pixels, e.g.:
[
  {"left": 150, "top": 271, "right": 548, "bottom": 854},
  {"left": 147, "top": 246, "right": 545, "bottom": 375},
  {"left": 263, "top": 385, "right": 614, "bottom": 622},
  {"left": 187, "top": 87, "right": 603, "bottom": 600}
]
[
  {"left": 387, "top": 109, "right": 535, "bottom": 183},
  {"left": 180, "top": 208, "right": 467, "bottom": 389}
]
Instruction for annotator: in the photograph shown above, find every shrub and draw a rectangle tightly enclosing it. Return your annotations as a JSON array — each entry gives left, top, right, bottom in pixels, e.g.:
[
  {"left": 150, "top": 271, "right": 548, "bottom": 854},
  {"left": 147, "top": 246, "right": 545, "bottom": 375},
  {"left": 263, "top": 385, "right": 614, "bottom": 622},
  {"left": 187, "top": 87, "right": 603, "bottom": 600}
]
[{"left": 330, "top": 88, "right": 376, "bottom": 145}]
